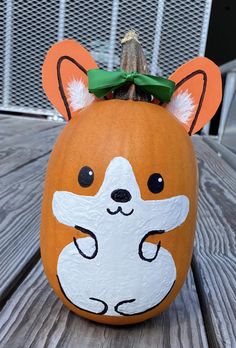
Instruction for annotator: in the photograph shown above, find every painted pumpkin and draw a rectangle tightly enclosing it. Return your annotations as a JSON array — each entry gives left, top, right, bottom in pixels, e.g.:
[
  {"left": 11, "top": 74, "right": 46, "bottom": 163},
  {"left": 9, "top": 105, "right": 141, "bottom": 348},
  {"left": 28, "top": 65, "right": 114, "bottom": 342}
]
[{"left": 40, "top": 38, "right": 221, "bottom": 325}]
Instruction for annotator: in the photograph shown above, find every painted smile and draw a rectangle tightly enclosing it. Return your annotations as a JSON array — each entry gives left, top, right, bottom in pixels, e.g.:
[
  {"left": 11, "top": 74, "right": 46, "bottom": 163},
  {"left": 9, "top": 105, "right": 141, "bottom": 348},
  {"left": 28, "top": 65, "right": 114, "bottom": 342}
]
[{"left": 107, "top": 206, "right": 134, "bottom": 216}]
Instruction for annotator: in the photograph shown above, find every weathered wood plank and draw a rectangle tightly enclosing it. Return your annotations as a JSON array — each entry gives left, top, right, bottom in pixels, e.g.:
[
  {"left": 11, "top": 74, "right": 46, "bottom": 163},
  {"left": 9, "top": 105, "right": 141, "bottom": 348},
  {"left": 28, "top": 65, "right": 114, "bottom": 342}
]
[
  {"left": 0, "top": 116, "right": 8, "bottom": 121},
  {"left": 0, "top": 261, "right": 208, "bottom": 348},
  {"left": 0, "top": 116, "right": 60, "bottom": 145},
  {"left": 203, "top": 136, "right": 236, "bottom": 172},
  {"left": 192, "top": 136, "right": 236, "bottom": 348},
  {"left": 0, "top": 155, "right": 50, "bottom": 306},
  {"left": 0, "top": 118, "right": 63, "bottom": 305},
  {"left": 0, "top": 124, "right": 63, "bottom": 177}
]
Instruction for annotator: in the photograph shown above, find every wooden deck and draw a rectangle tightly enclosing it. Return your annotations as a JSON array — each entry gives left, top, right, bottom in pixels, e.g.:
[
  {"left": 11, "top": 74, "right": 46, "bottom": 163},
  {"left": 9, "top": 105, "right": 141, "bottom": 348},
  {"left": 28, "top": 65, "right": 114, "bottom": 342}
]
[{"left": 0, "top": 115, "right": 235, "bottom": 348}]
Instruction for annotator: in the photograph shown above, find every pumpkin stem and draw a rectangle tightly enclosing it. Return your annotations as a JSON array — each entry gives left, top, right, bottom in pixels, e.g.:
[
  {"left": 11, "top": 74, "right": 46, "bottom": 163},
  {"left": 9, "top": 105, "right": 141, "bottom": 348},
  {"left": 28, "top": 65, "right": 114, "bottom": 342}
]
[{"left": 113, "top": 30, "right": 151, "bottom": 102}]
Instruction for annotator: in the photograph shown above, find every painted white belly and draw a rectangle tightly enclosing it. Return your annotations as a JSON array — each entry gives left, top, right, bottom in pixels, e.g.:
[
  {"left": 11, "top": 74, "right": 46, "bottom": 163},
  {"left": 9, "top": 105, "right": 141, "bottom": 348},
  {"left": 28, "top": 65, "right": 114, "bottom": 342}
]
[{"left": 57, "top": 236, "right": 176, "bottom": 316}]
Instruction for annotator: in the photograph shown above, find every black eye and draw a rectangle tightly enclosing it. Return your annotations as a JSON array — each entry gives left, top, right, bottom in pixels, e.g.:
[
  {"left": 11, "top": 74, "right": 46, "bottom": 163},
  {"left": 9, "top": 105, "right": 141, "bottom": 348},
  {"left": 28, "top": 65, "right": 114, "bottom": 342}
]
[
  {"left": 147, "top": 173, "right": 164, "bottom": 193},
  {"left": 78, "top": 166, "right": 94, "bottom": 187}
]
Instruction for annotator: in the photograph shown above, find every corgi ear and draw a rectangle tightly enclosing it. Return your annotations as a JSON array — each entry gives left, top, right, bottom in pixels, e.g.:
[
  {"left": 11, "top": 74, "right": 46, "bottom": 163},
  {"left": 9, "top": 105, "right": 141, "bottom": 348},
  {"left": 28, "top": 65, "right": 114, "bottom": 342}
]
[
  {"left": 42, "top": 39, "right": 98, "bottom": 121},
  {"left": 166, "top": 57, "right": 222, "bottom": 135}
]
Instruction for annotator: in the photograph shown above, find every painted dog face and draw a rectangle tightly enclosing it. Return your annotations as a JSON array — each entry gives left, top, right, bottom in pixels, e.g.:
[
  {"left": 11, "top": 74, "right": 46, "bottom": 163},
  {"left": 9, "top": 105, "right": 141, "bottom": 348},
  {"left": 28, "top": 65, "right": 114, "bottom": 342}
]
[
  {"left": 53, "top": 156, "right": 189, "bottom": 235},
  {"left": 40, "top": 40, "right": 221, "bottom": 325}
]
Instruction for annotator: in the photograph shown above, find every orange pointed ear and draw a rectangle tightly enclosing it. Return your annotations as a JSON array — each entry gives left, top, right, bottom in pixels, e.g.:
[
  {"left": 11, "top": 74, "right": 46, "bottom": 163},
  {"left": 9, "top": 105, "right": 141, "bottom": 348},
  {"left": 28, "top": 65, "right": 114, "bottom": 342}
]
[
  {"left": 42, "top": 39, "right": 98, "bottom": 121},
  {"left": 166, "top": 57, "right": 222, "bottom": 134}
]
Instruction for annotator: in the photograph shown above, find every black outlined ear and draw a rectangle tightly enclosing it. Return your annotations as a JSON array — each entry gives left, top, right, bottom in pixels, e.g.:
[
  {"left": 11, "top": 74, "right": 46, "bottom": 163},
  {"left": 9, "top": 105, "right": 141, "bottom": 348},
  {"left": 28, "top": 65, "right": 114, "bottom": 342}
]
[
  {"left": 166, "top": 57, "right": 222, "bottom": 134},
  {"left": 42, "top": 39, "right": 98, "bottom": 121}
]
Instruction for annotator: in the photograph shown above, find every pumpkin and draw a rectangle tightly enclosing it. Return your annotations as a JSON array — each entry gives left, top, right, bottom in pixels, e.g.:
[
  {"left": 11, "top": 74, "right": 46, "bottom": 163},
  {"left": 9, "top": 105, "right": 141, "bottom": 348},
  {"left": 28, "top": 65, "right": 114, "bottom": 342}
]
[{"left": 40, "top": 32, "right": 222, "bottom": 325}]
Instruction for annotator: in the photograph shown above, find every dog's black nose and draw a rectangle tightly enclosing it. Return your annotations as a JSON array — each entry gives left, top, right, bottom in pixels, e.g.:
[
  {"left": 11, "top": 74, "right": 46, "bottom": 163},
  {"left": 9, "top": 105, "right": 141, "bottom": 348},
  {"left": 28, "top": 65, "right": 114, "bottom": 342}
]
[{"left": 111, "top": 189, "right": 132, "bottom": 203}]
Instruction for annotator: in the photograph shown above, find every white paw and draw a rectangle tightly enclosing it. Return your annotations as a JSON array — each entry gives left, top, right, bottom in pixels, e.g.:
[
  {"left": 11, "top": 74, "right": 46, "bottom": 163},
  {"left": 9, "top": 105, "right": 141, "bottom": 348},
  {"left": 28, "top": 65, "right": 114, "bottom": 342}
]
[
  {"left": 139, "top": 241, "right": 161, "bottom": 261},
  {"left": 73, "top": 236, "right": 97, "bottom": 259},
  {"left": 85, "top": 297, "right": 108, "bottom": 314},
  {"left": 58, "top": 274, "right": 108, "bottom": 314},
  {"left": 114, "top": 298, "right": 137, "bottom": 315}
]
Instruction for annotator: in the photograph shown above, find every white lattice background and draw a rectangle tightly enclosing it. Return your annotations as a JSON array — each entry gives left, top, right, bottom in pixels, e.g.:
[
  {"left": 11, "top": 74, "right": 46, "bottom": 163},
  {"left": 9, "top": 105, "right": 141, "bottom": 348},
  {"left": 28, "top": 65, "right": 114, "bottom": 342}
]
[{"left": 0, "top": 0, "right": 212, "bottom": 116}]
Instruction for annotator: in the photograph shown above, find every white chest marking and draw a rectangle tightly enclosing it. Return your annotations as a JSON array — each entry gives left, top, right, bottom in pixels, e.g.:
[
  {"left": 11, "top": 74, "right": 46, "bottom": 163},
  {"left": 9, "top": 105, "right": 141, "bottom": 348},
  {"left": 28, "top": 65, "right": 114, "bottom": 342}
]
[{"left": 53, "top": 157, "right": 189, "bottom": 316}]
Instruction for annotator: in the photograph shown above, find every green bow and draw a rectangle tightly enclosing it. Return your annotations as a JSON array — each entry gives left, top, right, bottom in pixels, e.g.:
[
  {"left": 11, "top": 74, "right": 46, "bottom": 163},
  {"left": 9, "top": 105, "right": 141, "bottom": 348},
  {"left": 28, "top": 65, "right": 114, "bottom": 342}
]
[{"left": 88, "top": 68, "right": 175, "bottom": 103}]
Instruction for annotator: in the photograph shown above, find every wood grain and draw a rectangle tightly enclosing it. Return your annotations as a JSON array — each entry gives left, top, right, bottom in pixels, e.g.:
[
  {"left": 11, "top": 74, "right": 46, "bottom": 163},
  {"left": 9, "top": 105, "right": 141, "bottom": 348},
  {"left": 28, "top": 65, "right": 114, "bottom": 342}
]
[
  {"left": 0, "top": 261, "right": 208, "bottom": 348},
  {"left": 0, "top": 117, "right": 63, "bottom": 306},
  {"left": 192, "top": 136, "right": 236, "bottom": 348},
  {"left": 0, "top": 125, "right": 63, "bottom": 177},
  {"left": 203, "top": 136, "right": 236, "bottom": 172},
  {"left": 0, "top": 116, "right": 8, "bottom": 122},
  {"left": 0, "top": 155, "right": 50, "bottom": 306},
  {"left": 0, "top": 116, "right": 60, "bottom": 145}
]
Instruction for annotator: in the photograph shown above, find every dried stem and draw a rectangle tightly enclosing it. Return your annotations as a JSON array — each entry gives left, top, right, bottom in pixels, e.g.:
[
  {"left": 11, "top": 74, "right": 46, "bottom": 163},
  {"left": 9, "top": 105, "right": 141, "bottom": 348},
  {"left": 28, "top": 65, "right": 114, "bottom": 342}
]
[{"left": 113, "top": 30, "right": 151, "bottom": 102}]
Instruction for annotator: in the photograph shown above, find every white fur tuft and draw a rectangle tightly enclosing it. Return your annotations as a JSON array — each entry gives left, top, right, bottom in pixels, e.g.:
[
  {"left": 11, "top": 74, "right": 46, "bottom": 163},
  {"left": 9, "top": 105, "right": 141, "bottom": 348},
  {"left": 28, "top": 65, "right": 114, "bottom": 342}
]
[
  {"left": 67, "top": 79, "right": 95, "bottom": 111},
  {"left": 166, "top": 90, "right": 195, "bottom": 124}
]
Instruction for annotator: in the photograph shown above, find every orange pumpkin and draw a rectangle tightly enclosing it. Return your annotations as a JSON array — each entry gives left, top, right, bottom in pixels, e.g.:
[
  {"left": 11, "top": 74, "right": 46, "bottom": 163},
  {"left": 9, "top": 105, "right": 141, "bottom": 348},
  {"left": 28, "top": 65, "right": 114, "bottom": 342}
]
[{"left": 40, "top": 39, "right": 221, "bottom": 325}]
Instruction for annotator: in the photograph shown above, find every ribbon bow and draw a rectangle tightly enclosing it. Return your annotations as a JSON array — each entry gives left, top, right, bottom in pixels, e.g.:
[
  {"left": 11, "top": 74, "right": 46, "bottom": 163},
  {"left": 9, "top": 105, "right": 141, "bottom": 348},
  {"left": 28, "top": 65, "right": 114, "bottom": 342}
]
[{"left": 88, "top": 68, "right": 175, "bottom": 103}]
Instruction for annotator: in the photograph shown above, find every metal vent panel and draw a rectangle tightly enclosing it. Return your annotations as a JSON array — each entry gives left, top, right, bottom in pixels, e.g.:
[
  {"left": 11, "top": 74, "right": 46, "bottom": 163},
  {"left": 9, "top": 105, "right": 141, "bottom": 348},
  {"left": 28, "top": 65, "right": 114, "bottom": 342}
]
[
  {"left": 64, "top": 0, "right": 113, "bottom": 69},
  {"left": 0, "top": 0, "right": 212, "bottom": 116},
  {"left": 9, "top": 0, "right": 60, "bottom": 111},
  {"left": 0, "top": 2, "right": 5, "bottom": 105},
  {"left": 114, "top": 0, "right": 159, "bottom": 69},
  {"left": 158, "top": 0, "right": 208, "bottom": 76}
]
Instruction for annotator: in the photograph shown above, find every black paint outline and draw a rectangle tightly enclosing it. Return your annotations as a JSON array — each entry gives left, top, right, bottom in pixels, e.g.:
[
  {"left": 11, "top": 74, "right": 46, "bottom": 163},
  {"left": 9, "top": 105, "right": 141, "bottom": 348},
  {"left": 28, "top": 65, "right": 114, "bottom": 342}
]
[
  {"left": 57, "top": 55, "right": 88, "bottom": 121},
  {"left": 107, "top": 206, "right": 134, "bottom": 216},
  {"left": 174, "top": 69, "right": 207, "bottom": 135},
  {"left": 74, "top": 225, "right": 98, "bottom": 259},
  {"left": 57, "top": 275, "right": 175, "bottom": 317},
  {"left": 114, "top": 299, "right": 136, "bottom": 314},
  {"left": 89, "top": 297, "right": 108, "bottom": 315},
  {"left": 57, "top": 275, "right": 108, "bottom": 315},
  {"left": 138, "top": 230, "right": 164, "bottom": 262},
  {"left": 114, "top": 281, "right": 176, "bottom": 316}
]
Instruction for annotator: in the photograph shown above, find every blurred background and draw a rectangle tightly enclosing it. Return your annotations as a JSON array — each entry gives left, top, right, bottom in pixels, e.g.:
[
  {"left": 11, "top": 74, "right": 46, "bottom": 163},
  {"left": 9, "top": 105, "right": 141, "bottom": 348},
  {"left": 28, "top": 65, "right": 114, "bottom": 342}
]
[{"left": 0, "top": 0, "right": 236, "bottom": 151}]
